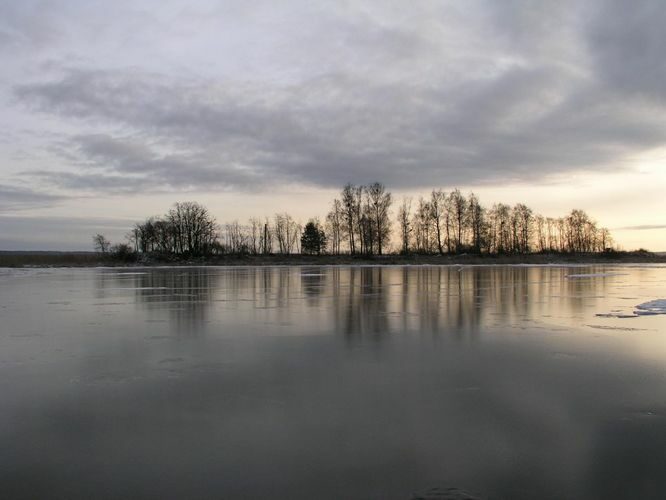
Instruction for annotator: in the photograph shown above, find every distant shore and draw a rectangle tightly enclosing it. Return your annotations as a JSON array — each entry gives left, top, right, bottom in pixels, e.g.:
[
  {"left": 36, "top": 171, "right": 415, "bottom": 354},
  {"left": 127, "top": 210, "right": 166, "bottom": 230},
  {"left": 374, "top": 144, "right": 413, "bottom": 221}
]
[{"left": 1, "top": 250, "right": 664, "bottom": 268}]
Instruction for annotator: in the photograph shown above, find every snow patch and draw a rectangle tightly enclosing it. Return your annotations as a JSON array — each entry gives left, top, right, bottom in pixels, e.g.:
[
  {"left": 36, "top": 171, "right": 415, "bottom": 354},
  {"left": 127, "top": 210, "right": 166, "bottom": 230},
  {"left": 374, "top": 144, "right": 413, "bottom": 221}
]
[
  {"left": 635, "top": 300, "right": 666, "bottom": 316},
  {"left": 586, "top": 324, "right": 647, "bottom": 332},
  {"left": 566, "top": 272, "right": 626, "bottom": 279},
  {"left": 595, "top": 313, "right": 637, "bottom": 318}
]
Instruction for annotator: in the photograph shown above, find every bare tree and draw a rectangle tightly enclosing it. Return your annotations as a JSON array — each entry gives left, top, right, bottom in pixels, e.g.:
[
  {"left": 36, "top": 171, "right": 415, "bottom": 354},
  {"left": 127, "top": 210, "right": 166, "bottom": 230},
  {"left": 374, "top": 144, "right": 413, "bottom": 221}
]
[
  {"left": 512, "top": 204, "right": 532, "bottom": 253},
  {"left": 167, "top": 201, "right": 218, "bottom": 256},
  {"left": 359, "top": 194, "right": 373, "bottom": 255},
  {"left": 341, "top": 184, "right": 359, "bottom": 254},
  {"left": 444, "top": 194, "right": 453, "bottom": 253},
  {"left": 488, "top": 203, "right": 511, "bottom": 254},
  {"left": 353, "top": 185, "right": 364, "bottom": 253},
  {"left": 249, "top": 217, "right": 262, "bottom": 255},
  {"left": 449, "top": 189, "right": 466, "bottom": 252},
  {"left": 430, "top": 189, "right": 446, "bottom": 254},
  {"left": 467, "top": 193, "right": 485, "bottom": 254},
  {"left": 326, "top": 199, "right": 344, "bottom": 255},
  {"left": 92, "top": 234, "right": 110, "bottom": 254},
  {"left": 599, "top": 227, "right": 613, "bottom": 251},
  {"left": 566, "top": 209, "right": 590, "bottom": 253},
  {"left": 225, "top": 221, "right": 248, "bottom": 254},
  {"left": 260, "top": 218, "right": 273, "bottom": 254},
  {"left": 132, "top": 202, "right": 218, "bottom": 256},
  {"left": 534, "top": 214, "right": 546, "bottom": 253},
  {"left": 397, "top": 197, "right": 412, "bottom": 254},
  {"left": 365, "top": 182, "right": 392, "bottom": 255},
  {"left": 413, "top": 197, "right": 433, "bottom": 253},
  {"left": 126, "top": 227, "right": 140, "bottom": 253},
  {"left": 274, "top": 213, "right": 300, "bottom": 254}
]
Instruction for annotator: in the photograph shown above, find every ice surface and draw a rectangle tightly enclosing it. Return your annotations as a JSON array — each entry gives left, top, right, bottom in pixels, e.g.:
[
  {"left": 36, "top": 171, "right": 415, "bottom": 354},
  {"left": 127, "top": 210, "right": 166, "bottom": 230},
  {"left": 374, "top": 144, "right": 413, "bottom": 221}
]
[
  {"left": 635, "top": 299, "right": 666, "bottom": 316},
  {"left": 3, "top": 265, "right": 666, "bottom": 500}
]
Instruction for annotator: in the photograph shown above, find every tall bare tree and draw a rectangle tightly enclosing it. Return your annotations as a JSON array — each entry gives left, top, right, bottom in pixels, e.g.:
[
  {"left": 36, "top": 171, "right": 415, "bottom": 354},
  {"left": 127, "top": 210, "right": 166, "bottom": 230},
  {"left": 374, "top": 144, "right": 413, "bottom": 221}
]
[
  {"left": 274, "top": 213, "right": 300, "bottom": 254},
  {"left": 413, "top": 197, "right": 433, "bottom": 253},
  {"left": 168, "top": 201, "right": 218, "bottom": 255},
  {"left": 430, "top": 189, "right": 446, "bottom": 255},
  {"left": 512, "top": 204, "right": 532, "bottom": 253},
  {"left": 449, "top": 189, "right": 466, "bottom": 252},
  {"left": 397, "top": 197, "right": 412, "bottom": 254},
  {"left": 326, "top": 199, "right": 344, "bottom": 255},
  {"left": 488, "top": 203, "right": 511, "bottom": 254},
  {"left": 366, "top": 182, "right": 392, "bottom": 255},
  {"left": 249, "top": 217, "right": 262, "bottom": 255},
  {"left": 260, "top": 218, "right": 273, "bottom": 254},
  {"left": 92, "top": 234, "right": 110, "bottom": 253},
  {"left": 341, "top": 184, "right": 358, "bottom": 254},
  {"left": 467, "top": 193, "right": 485, "bottom": 254}
]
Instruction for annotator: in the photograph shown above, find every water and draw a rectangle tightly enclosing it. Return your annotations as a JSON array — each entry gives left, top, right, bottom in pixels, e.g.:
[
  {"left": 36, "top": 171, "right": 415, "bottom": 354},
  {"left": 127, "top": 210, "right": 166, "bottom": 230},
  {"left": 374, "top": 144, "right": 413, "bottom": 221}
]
[{"left": 1, "top": 265, "right": 666, "bottom": 499}]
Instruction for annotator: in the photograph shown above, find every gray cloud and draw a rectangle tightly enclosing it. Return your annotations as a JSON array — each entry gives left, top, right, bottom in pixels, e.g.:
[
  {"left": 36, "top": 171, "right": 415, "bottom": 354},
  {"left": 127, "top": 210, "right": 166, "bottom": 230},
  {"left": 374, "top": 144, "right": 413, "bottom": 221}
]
[
  {"left": 0, "top": 184, "right": 63, "bottom": 210},
  {"left": 16, "top": 63, "right": 666, "bottom": 193},
  {"left": 616, "top": 225, "right": 666, "bottom": 231},
  {"left": 586, "top": 0, "right": 666, "bottom": 102},
  {"left": 7, "top": 0, "right": 666, "bottom": 196},
  {"left": 24, "top": 132, "right": 268, "bottom": 193},
  {"left": 0, "top": 1, "right": 65, "bottom": 51}
]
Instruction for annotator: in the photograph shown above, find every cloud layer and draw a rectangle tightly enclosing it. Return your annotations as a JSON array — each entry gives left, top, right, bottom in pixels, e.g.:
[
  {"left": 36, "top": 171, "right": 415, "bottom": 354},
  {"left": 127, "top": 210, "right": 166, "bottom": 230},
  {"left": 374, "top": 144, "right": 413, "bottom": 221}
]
[
  {"left": 3, "top": 0, "right": 666, "bottom": 199},
  {"left": 0, "top": 184, "right": 63, "bottom": 210}
]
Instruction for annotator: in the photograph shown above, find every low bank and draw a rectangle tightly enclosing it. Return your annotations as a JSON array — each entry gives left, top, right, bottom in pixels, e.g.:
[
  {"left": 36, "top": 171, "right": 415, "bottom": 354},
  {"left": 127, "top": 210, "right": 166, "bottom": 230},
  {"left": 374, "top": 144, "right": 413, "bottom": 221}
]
[{"left": 1, "top": 250, "right": 664, "bottom": 268}]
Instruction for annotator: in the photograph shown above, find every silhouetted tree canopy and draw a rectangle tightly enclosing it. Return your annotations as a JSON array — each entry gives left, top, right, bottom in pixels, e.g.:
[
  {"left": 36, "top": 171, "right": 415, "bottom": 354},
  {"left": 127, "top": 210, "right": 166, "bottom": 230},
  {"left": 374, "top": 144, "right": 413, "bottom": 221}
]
[
  {"left": 109, "top": 185, "right": 615, "bottom": 258},
  {"left": 132, "top": 201, "right": 219, "bottom": 257},
  {"left": 92, "top": 233, "right": 110, "bottom": 253},
  {"left": 301, "top": 220, "right": 327, "bottom": 255}
]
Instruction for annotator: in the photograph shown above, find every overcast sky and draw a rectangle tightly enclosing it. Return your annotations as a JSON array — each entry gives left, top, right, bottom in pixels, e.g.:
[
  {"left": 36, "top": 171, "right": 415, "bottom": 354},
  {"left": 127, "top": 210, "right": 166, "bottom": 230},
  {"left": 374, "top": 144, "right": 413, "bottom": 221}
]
[{"left": 1, "top": 0, "right": 665, "bottom": 250}]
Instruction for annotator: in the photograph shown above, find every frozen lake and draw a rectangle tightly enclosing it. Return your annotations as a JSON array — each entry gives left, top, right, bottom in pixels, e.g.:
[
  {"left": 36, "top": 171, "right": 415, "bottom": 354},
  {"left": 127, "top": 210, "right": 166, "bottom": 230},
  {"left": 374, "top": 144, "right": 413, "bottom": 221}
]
[{"left": 1, "top": 265, "right": 666, "bottom": 499}]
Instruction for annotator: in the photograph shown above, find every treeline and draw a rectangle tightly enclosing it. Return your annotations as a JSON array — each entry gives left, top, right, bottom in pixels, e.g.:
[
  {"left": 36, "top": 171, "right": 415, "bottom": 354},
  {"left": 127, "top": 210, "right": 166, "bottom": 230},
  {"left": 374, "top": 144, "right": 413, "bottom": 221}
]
[
  {"left": 389, "top": 189, "right": 613, "bottom": 255},
  {"left": 94, "top": 183, "right": 615, "bottom": 258},
  {"left": 102, "top": 203, "right": 325, "bottom": 257},
  {"left": 129, "top": 201, "right": 218, "bottom": 255},
  {"left": 324, "top": 184, "right": 613, "bottom": 255}
]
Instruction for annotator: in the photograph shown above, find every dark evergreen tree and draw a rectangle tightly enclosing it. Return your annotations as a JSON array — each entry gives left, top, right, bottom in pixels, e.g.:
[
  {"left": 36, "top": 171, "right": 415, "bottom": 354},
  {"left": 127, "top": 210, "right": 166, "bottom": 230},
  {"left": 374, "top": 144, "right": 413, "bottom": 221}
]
[{"left": 300, "top": 220, "right": 327, "bottom": 255}]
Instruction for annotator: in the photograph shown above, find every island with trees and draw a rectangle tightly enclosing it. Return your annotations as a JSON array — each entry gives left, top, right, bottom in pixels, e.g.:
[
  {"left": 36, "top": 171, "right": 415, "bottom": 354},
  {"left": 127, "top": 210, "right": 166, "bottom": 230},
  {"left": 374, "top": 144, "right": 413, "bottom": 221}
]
[{"left": 2, "top": 183, "right": 663, "bottom": 267}]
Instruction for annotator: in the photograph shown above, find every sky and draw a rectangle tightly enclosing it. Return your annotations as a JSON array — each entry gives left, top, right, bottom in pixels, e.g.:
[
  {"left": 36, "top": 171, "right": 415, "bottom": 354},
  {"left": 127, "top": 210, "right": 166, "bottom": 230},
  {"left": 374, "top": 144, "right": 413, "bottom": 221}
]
[{"left": 1, "top": 0, "right": 665, "bottom": 251}]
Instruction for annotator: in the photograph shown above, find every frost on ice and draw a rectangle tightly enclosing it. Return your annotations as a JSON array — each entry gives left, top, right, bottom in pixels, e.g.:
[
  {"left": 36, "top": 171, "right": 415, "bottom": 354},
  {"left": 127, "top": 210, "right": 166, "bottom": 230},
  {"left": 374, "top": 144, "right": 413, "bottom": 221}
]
[{"left": 566, "top": 272, "right": 626, "bottom": 279}]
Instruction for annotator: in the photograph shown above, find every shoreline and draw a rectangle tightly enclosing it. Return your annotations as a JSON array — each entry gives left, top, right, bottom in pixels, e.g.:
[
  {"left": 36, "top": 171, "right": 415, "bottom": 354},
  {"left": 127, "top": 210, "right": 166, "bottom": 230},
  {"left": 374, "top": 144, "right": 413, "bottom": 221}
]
[{"left": 1, "top": 251, "right": 664, "bottom": 268}]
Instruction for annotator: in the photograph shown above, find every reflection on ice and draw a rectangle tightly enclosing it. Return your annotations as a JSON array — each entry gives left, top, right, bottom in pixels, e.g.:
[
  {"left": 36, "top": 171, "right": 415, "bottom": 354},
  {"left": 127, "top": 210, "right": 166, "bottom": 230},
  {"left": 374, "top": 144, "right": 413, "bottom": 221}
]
[
  {"left": 85, "top": 265, "right": 665, "bottom": 340},
  {"left": 1, "top": 265, "right": 666, "bottom": 499}
]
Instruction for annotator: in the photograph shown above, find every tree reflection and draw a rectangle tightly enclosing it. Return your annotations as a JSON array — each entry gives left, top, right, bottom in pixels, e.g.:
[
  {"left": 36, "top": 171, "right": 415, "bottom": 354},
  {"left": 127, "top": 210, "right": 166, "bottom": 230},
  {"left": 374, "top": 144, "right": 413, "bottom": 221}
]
[
  {"left": 324, "top": 266, "right": 611, "bottom": 341},
  {"left": 335, "top": 267, "right": 390, "bottom": 341},
  {"left": 94, "top": 265, "right": 613, "bottom": 340},
  {"left": 96, "top": 269, "right": 220, "bottom": 336},
  {"left": 300, "top": 268, "right": 327, "bottom": 306}
]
